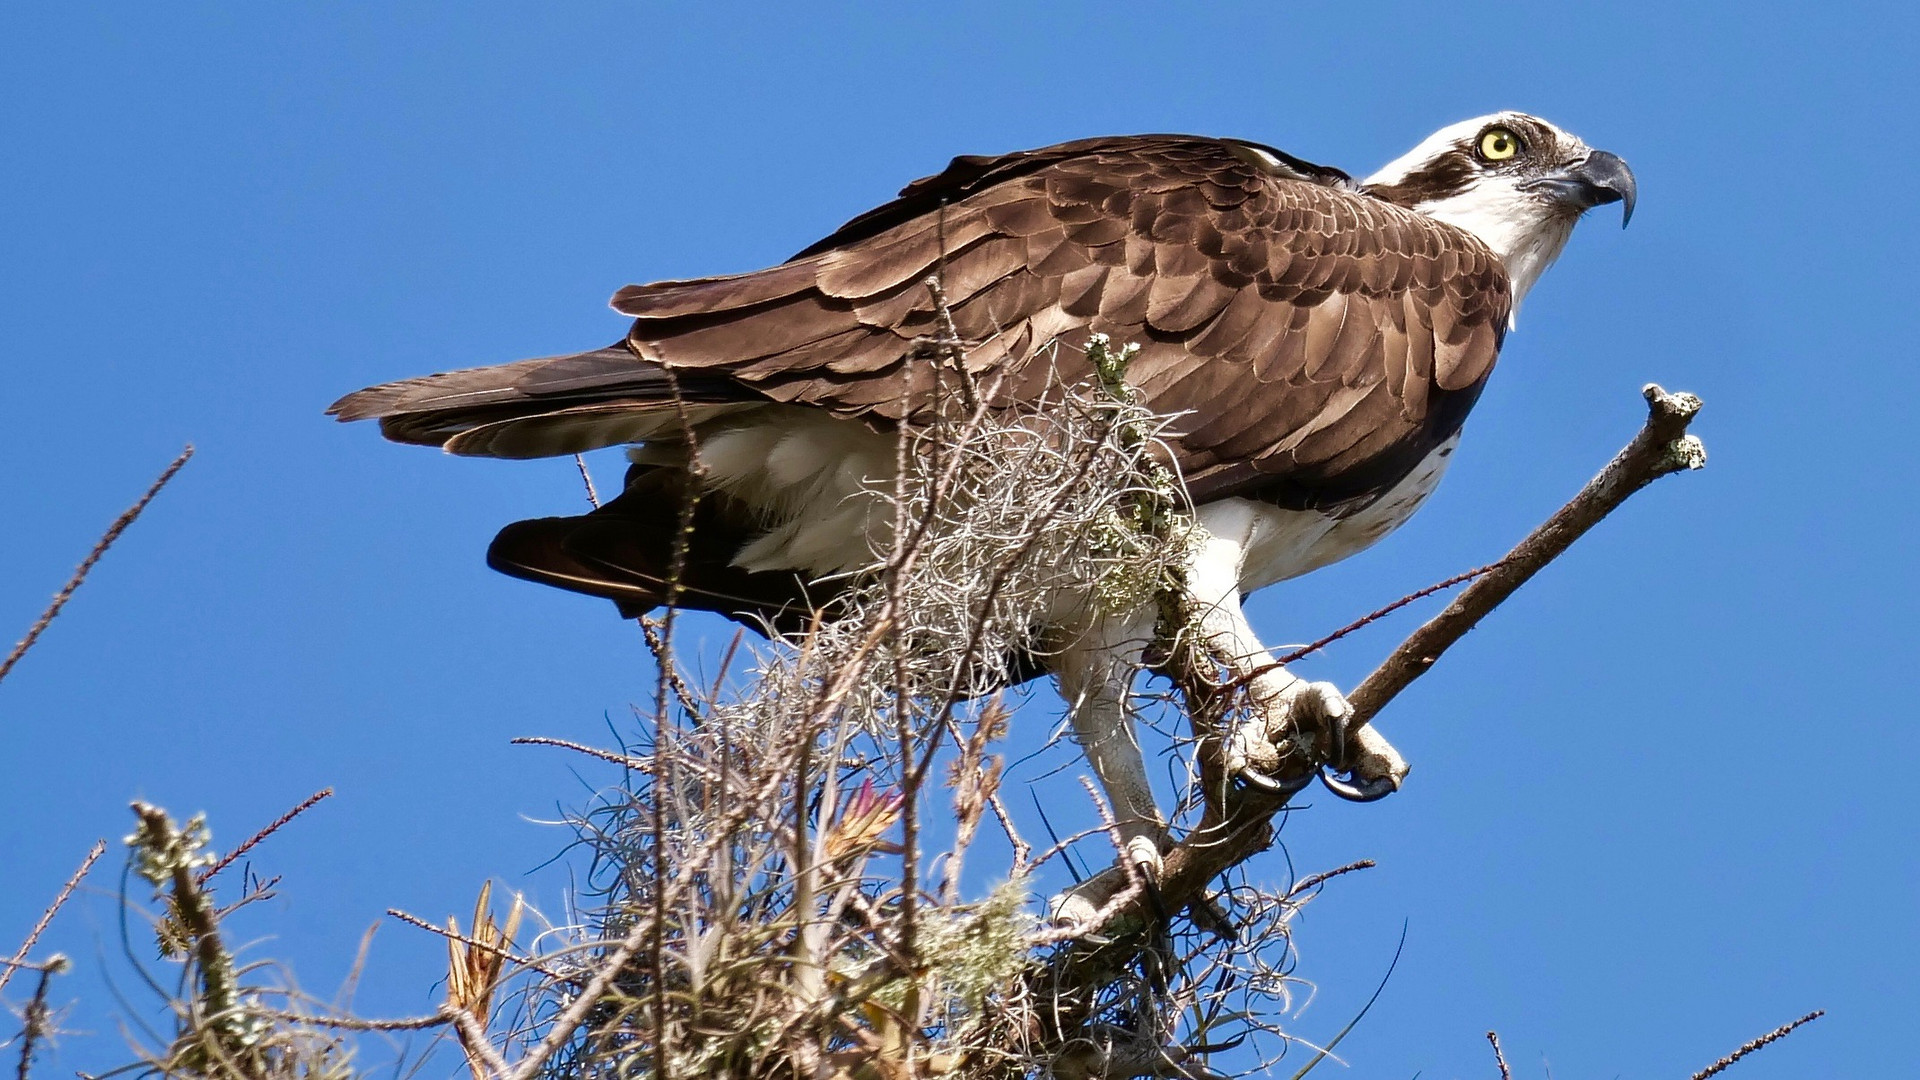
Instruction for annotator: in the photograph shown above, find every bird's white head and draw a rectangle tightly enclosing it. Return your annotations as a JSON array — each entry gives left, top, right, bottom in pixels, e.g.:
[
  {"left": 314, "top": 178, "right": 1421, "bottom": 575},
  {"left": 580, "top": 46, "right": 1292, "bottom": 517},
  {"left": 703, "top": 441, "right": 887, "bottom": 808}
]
[{"left": 1362, "top": 112, "right": 1635, "bottom": 317}]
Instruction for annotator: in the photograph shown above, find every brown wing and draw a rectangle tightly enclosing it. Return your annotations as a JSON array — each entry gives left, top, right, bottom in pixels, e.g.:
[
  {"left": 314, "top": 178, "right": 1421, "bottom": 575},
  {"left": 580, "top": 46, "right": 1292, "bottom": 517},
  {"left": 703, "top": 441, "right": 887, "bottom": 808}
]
[
  {"left": 332, "top": 134, "right": 1509, "bottom": 510},
  {"left": 607, "top": 135, "right": 1509, "bottom": 509}
]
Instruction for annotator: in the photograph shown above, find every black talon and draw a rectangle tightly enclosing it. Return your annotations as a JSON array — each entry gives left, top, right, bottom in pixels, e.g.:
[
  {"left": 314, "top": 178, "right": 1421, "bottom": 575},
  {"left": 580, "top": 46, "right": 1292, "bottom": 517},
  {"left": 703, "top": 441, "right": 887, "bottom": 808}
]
[
  {"left": 1236, "top": 765, "right": 1314, "bottom": 796},
  {"left": 1318, "top": 765, "right": 1399, "bottom": 803}
]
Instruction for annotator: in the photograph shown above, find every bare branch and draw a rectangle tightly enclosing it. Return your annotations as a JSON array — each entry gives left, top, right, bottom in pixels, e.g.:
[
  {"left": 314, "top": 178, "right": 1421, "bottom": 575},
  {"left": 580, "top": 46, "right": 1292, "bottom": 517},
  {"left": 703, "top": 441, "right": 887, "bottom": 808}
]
[
  {"left": 1345, "top": 385, "right": 1706, "bottom": 733},
  {"left": 1689, "top": 1010, "right": 1824, "bottom": 1080},
  {"left": 573, "top": 454, "right": 601, "bottom": 508},
  {"left": 1, "top": 446, "right": 193, "bottom": 688},
  {"left": 15, "top": 963, "right": 62, "bottom": 1080},
  {"left": 196, "top": 788, "right": 333, "bottom": 885},
  {"left": 383, "top": 908, "right": 567, "bottom": 982},
  {"left": 638, "top": 616, "right": 704, "bottom": 720},
  {"left": 509, "top": 735, "right": 652, "bottom": 771},
  {"left": 256, "top": 1008, "right": 451, "bottom": 1032},
  {"left": 0, "top": 841, "right": 103, "bottom": 998},
  {"left": 1487, "top": 1030, "right": 1513, "bottom": 1080},
  {"left": 1282, "top": 859, "right": 1376, "bottom": 903}
]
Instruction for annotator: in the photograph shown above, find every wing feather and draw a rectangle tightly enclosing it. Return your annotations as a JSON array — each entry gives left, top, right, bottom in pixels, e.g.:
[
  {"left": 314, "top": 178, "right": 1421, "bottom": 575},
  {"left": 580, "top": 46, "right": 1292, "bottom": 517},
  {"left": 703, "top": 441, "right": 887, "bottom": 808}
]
[{"left": 335, "top": 134, "right": 1510, "bottom": 513}]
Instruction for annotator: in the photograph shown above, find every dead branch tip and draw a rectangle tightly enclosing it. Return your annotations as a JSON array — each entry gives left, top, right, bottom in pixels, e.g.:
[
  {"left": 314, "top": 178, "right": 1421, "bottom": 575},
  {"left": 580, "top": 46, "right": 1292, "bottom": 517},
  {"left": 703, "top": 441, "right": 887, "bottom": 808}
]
[
  {"left": 1689, "top": 1009, "right": 1824, "bottom": 1080},
  {"left": 0, "top": 445, "right": 194, "bottom": 688}
]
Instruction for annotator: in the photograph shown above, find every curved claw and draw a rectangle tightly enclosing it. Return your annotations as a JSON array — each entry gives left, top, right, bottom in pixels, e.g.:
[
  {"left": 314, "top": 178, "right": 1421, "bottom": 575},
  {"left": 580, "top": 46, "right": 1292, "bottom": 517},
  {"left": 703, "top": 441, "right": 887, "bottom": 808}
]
[
  {"left": 1318, "top": 765, "right": 1400, "bottom": 803},
  {"left": 1236, "top": 765, "right": 1315, "bottom": 797}
]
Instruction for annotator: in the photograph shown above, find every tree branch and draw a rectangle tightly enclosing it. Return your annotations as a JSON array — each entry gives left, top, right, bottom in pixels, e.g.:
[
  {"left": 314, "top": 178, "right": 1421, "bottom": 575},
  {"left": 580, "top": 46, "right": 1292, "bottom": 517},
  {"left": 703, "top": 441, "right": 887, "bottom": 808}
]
[
  {"left": 0, "top": 841, "right": 102, "bottom": 998},
  {"left": 0, "top": 446, "right": 193, "bottom": 689},
  {"left": 1689, "top": 1010, "right": 1823, "bottom": 1080},
  {"left": 1345, "top": 384, "right": 1706, "bottom": 731}
]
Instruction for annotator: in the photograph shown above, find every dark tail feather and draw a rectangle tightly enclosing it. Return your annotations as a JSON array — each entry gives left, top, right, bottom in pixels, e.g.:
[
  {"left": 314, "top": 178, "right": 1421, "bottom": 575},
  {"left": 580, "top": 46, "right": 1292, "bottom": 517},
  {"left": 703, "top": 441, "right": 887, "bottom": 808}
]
[
  {"left": 327, "top": 344, "right": 747, "bottom": 453},
  {"left": 327, "top": 347, "right": 641, "bottom": 422},
  {"left": 485, "top": 469, "right": 839, "bottom": 634}
]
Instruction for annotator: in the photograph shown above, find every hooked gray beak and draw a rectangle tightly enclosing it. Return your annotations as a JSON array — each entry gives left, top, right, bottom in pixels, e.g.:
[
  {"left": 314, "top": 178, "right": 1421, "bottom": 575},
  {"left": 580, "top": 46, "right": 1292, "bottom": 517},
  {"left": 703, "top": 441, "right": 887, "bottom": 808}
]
[{"left": 1530, "top": 149, "right": 1638, "bottom": 227}]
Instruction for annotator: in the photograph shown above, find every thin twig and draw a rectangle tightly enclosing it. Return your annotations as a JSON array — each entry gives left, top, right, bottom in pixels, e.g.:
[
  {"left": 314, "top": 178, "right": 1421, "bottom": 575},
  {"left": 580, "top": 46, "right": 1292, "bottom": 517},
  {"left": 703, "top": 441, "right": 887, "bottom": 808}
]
[
  {"left": 197, "top": 789, "right": 333, "bottom": 885},
  {"left": 1689, "top": 1010, "right": 1824, "bottom": 1080},
  {"left": 638, "top": 617, "right": 703, "bottom": 719},
  {"left": 1221, "top": 563, "right": 1503, "bottom": 695},
  {"left": 257, "top": 1008, "right": 452, "bottom": 1032},
  {"left": 16, "top": 964, "right": 59, "bottom": 1080},
  {"left": 573, "top": 454, "right": 601, "bottom": 508},
  {"left": 1487, "top": 1030, "right": 1513, "bottom": 1080},
  {"left": 382, "top": 909, "right": 568, "bottom": 981},
  {"left": 1282, "top": 859, "right": 1376, "bottom": 903},
  {"left": 1278, "top": 562, "right": 1502, "bottom": 665},
  {"left": 647, "top": 367, "right": 708, "bottom": 1080},
  {"left": 0, "top": 841, "right": 104, "bottom": 998},
  {"left": 509, "top": 736, "right": 651, "bottom": 771},
  {"left": 1, "top": 446, "right": 193, "bottom": 687}
]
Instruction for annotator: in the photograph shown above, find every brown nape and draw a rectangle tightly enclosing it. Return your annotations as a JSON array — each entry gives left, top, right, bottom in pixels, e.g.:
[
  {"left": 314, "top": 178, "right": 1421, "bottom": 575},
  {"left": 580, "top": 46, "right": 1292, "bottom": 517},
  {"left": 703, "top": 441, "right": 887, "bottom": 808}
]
[
  {"left": 1364, "top": 149, "right": 1479, "bottom": 208},
  {"left": 485, "top": 463, "right": 840, "bottom": 634}
]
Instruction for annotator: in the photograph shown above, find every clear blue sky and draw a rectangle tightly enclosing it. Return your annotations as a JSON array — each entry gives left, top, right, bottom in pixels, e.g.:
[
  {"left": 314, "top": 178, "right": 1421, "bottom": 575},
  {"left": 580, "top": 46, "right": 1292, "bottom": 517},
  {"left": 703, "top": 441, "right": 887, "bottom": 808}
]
[{"left": 3, "top": 2, "right": 1914, "bottom": 1076}]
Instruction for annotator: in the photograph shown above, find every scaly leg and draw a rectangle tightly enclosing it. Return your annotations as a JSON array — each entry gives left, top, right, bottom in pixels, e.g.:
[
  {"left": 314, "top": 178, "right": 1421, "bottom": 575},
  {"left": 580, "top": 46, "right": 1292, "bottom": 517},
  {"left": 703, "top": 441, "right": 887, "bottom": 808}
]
[
  {"left": 1047, "top": 505, "right": 1412, "bottom": 925},
  {"left": 1182, "top": 501, "right": 1410, "bottom": 800},
  {"left": 1054, "top": 608, "right": 1166, "bottom": 874}
]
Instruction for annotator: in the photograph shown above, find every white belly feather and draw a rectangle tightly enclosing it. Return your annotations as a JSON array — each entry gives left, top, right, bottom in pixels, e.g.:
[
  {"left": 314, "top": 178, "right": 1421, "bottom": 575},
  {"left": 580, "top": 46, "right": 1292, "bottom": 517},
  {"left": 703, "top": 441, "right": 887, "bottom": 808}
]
[
  {"left": 636, "top": 409, "right": 899, "bottom": 577},
  {"left": 638, "top": 409, "right": 1459, "bottom": 590},
  {"left": 1230, "top": 431, "right": 1461, "bottom": 593}
]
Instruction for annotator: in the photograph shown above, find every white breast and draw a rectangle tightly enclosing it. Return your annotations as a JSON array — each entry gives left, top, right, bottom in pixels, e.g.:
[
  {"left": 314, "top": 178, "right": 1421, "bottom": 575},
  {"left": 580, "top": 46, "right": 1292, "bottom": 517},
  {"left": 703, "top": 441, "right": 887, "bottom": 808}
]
[{"left": 1231, "top": 432, "right": 1461, "bottom": 592}]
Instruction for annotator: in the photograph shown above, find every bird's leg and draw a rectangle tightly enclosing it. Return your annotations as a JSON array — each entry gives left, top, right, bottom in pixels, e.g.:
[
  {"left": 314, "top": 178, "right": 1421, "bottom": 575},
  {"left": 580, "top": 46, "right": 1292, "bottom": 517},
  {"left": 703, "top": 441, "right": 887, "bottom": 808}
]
[
  {"left": 1048, "top": 608, "right": 1169, "bottom": 925},
  {"left": 1055, "top": 612, "right": 1167, "bottom": 870},
  {"left": 1180, "top": 507, "right": 1409, "bottom": 801}
]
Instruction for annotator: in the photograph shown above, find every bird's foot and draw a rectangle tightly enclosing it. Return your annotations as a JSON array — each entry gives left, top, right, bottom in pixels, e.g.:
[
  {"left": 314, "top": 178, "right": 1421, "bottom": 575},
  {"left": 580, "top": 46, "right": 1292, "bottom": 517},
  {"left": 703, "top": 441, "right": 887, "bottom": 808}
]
[
  {"left": 1047, "top": 834, "right": 1164, "bottom": 929},
  {"left": 1226, "top": 675, "right": 1409, "bottom": 802}
]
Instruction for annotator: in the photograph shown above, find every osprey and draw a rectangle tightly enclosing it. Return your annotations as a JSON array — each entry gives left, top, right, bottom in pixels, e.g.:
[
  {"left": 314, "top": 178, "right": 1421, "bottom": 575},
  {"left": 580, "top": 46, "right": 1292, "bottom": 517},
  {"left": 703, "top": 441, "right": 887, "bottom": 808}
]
[{"left": 332, "top": 112, "right": 1633, "bottom": 889}]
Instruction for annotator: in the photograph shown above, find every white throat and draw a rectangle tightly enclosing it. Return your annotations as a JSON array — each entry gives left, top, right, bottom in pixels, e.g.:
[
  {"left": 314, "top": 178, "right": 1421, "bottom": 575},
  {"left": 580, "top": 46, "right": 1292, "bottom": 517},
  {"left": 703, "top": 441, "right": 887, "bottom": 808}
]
[
  {"left": 1403, "top": 181, "right": 1577, "bottom": 319},
  {"left": 1361, "top": 113, "right": 1588, "bottom": 324}
]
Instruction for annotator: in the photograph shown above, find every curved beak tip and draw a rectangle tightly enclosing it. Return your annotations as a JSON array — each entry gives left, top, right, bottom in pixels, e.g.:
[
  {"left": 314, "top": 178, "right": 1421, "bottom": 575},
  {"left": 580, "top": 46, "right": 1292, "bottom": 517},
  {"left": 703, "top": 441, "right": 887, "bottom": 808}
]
[{"left": 1585, "top": 149, "right": 1637, "bottom": 229}]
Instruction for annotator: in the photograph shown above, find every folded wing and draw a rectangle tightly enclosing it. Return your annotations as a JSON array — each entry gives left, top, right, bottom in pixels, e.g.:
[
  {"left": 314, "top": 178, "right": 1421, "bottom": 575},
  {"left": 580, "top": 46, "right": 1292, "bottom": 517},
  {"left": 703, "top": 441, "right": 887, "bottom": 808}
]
[{"left": 330, "top": 134, "right": 1511, "bottom": 512}]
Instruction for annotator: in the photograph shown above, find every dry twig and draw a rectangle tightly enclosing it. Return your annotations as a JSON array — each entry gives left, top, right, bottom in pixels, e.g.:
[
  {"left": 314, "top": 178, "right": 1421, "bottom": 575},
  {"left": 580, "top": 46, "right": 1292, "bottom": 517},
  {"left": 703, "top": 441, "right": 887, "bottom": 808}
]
[
  {"left": 1487, "top": 1030, "right": 1513, "bottom": 1080},
  {"left": 0, "top": 446, "right": 193, "bottom": 688},
  {"left": 1689, "top": 1010, "right": 1824, "bottom": 1080},
  {"left": 196, "top": 788, "right": 333, "bottom": 885},
  {"left": 15, "top": 963, "right": 63, "bottom": 1080},
  {"left": 0, "top": 841, "right": 102, "bottom": 999},
  {"left": 1345, "top": 385, "right": 1706, "bottom": 733},
  {"left": 573, "top": 454, "right": 601, "bottom": 508},
  {"left": 1282, "top": 860, "right": 1376, "bottom": 904}
]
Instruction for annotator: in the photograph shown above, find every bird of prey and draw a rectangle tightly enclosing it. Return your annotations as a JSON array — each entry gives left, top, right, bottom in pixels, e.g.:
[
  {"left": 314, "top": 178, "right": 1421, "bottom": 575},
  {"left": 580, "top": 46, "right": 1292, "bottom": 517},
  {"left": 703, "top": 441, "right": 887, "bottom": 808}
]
[{"left": 331, "top": 112, "right": 1633, "bottom": 887}]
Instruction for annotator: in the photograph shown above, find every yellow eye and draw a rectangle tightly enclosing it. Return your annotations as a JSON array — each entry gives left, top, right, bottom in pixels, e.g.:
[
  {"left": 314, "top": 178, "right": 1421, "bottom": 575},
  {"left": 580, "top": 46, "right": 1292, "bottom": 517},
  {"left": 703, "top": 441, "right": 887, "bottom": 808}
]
[{"left": 1478, "top": 127, "right": 1521, "bottom": 161}]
